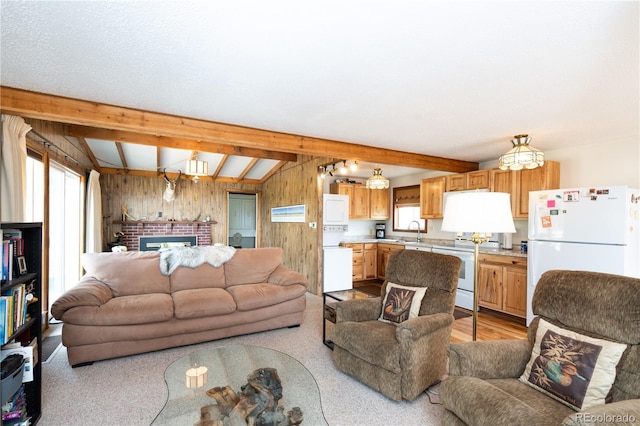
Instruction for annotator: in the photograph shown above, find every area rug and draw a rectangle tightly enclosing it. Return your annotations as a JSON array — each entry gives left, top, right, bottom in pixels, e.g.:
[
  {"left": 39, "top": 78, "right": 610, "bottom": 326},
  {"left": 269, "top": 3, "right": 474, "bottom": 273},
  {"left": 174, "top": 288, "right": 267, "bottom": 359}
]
[
  {"left": 42, "top": 335, "right": 62, "bottom": 364},
  {"left": 39, "top": 293, "right": 445, "bottom": 425},
  {"left": 453, "top": 309, "right": 472, "bottom": 320}
]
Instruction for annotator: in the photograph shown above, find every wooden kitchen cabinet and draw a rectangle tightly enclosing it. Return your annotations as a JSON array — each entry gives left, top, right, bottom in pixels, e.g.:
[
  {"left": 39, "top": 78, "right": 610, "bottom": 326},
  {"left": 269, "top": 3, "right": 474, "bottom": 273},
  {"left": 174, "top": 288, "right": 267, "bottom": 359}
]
[
  {"left": 514, "top": 161, "right": 560, "bottom": 218},
  {"left": 490, "top": 161, "right": 560, "bottom": 218},
  {"left": 377, "top": 243, "right": 404, "bottom": 280},
  {"left": 363, "top": 243, "right": 377, "bottom": 280},
  {"left": 445, "top": 170, "right": 490, "bottom": 192},
  {"left": 477, "top": 253, "right": 527, "bottom": 318},
  {"left": 369, "top": 188, "right": 390, "bottom": 220},
  {"left": 420, "top": 176, "right": 446, "bottom": 219},
  {"left": 342, "top": 242, "right": 378, "bottom": 282},
  {"left": 341, "top": 243, "right": 364, "bottom": 281},
  {"left": 330, "top": 183, "right": 389, "bottom": 220}
]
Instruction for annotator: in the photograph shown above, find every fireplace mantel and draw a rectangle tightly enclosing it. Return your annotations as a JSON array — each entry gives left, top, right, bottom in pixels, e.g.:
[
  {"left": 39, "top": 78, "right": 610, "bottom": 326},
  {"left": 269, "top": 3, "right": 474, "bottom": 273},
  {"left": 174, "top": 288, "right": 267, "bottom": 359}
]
[{"left": 113, "top": 220, "right": 217, "bottom": 225}]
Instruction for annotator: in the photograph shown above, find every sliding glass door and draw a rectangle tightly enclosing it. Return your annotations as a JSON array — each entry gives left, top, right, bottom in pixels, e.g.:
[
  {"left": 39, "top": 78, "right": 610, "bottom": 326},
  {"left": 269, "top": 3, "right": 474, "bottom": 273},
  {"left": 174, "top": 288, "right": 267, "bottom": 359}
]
[{"left": 48, "top": 162, "right": 82, "bottom": 311}]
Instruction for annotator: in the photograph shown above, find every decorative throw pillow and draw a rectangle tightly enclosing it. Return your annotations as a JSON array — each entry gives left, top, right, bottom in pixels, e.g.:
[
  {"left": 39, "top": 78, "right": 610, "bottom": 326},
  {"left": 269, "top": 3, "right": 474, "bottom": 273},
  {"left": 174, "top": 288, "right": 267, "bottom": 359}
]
[
  {"left": 378, "top": 282, "right": 427, "bottom": 324},
  {"left": 519, "top": 318, "right": 627, "bottom": 411}
]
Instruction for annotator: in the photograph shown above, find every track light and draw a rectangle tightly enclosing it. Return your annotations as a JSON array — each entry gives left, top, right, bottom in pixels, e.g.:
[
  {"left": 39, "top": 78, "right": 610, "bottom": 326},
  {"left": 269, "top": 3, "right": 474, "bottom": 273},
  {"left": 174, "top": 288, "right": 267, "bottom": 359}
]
[
  {"left": 350, "top": 161, "right": 358, "bottom": 171},
  {"left": 328, "top": 164, "right": 336, "bottom": 177},
  {"left": 340, "top": 161, "right": 348, "bottom": 174},
  {"left": 319, "top": 166, "right": 327, "bottom": 179}
]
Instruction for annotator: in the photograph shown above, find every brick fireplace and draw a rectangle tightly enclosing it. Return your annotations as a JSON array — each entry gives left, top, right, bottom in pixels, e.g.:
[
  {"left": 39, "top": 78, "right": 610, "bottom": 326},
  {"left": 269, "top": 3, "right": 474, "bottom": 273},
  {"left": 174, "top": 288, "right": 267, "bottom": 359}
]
[{"left": 117, "top": 221, "right": 212, "bottom": 251}]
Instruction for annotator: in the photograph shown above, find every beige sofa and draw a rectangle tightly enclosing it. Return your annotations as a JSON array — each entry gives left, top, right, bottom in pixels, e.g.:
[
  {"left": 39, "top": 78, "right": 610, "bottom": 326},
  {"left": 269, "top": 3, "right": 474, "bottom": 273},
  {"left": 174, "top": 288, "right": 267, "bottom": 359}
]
[{"left": 51, "top": 247, "right": 308, "bottom": 366}]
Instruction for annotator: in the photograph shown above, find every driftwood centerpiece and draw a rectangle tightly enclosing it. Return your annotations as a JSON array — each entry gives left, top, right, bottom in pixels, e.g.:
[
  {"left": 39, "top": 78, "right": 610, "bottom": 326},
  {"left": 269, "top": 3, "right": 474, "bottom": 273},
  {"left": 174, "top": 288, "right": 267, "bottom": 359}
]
[{"left": 196, "top": 367, "right": 303, "bottom": 426}]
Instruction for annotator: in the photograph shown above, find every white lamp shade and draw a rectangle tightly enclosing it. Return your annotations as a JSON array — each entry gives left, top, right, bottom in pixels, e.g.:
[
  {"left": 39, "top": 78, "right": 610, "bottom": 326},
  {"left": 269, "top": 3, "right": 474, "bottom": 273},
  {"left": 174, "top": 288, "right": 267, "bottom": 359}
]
[
  {"left": 185, "top": 160, "right": 209, "bottom": 176},
  {"left": 441, "top": 192, "right": 516, "bottom": 234}
]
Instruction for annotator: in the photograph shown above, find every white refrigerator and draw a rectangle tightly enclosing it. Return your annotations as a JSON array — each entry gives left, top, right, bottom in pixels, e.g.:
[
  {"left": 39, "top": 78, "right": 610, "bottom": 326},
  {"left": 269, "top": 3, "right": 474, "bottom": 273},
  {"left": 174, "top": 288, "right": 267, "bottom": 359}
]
[{"left": 527, "top": 185, "right": 640, "bottom": 325}]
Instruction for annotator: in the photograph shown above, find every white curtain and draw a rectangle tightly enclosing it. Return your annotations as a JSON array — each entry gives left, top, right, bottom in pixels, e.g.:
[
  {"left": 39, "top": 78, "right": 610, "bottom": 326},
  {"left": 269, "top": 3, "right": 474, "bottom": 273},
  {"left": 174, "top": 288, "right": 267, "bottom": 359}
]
[
  {"left": 85, "top": 169, "right": 103, "bottom": 252},
  {"left": 1, "top": 114, "right": 31, "bottom": 222}
]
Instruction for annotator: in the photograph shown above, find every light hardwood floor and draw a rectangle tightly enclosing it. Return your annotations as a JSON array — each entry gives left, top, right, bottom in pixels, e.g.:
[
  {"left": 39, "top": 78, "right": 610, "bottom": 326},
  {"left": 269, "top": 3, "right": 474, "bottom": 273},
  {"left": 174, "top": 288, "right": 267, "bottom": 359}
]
[{"left": 451, "top": 308, "right": 528, "bottom": 343}]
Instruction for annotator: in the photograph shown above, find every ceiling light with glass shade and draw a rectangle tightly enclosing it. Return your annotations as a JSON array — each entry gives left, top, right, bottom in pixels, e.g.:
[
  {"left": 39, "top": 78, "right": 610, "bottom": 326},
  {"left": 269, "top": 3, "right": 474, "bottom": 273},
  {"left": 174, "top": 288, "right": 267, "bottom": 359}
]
[
  {"left": 366, "top": 168, "right": 389, "bottom": 189},
  {"left": 498, "top": 134, "right": 544, "bottom": 171},
  {"left": 185, "top": 159, "right": 209, "bottom": 182}
]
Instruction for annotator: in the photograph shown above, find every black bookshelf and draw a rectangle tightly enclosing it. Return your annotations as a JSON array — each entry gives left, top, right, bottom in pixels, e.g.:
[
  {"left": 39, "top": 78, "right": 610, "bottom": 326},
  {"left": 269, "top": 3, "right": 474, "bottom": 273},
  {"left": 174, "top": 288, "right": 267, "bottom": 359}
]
[{"left": 1, "top": 222, "right": 42, "bottom": 425}]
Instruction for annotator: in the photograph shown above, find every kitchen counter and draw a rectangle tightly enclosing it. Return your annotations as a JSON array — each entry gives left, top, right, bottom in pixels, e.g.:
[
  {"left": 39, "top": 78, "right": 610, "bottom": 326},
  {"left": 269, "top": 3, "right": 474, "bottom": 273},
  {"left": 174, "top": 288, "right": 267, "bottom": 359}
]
[{"left": 341, "top": 237, "right": 527, "bottom": 258}]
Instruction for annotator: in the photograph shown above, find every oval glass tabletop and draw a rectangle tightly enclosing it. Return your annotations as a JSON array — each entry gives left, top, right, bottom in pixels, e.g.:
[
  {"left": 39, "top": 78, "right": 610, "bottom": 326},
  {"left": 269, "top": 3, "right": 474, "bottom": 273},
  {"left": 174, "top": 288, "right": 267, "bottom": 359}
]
[{"left": 152, "top": 345, "right": 327, "bottom": 425}]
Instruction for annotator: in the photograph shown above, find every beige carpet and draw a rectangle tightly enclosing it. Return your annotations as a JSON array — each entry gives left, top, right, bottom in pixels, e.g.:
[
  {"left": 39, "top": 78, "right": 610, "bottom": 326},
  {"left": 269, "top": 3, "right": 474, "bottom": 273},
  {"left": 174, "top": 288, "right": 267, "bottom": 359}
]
[{"left": 41, "top": 293, "right": 445, "bottom": 426}]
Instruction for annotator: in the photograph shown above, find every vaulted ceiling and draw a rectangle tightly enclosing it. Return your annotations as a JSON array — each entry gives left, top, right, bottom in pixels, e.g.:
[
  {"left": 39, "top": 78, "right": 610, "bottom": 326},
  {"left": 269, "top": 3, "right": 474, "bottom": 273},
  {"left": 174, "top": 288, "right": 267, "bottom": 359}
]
[{"left": 1, "top": 1, "right": 638, "bottom": 182}]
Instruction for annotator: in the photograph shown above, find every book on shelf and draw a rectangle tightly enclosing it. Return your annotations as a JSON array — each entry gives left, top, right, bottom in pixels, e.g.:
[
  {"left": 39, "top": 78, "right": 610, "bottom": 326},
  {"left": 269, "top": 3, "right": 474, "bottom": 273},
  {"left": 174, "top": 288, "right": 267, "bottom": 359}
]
[
  {"left": 1, "top": 233, "right": 26, "bottom": 282},
  {"left": 0, "top": 284, "right": 29, "bottom": 344}
]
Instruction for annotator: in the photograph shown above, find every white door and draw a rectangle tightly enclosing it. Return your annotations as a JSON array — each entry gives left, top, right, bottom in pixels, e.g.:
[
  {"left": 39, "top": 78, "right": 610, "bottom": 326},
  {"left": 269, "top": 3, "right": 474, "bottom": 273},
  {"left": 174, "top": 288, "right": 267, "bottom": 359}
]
[{"left": 227, "top": 193, "right": 257, "bottom": 248}]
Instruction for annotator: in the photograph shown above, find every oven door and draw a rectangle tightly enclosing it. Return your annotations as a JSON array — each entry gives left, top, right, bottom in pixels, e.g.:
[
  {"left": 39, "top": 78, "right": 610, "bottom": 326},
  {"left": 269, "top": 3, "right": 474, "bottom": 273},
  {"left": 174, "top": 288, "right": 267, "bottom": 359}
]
[{"left": 432, "top": 247, "right": 475, "bottom": 309}]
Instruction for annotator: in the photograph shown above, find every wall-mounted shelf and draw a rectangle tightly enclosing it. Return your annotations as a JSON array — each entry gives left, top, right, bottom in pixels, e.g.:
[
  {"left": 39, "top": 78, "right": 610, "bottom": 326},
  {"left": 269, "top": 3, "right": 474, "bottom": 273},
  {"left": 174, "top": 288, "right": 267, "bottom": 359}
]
[{"left": 113, "top": 220, "right": 217, "bottom": 225}]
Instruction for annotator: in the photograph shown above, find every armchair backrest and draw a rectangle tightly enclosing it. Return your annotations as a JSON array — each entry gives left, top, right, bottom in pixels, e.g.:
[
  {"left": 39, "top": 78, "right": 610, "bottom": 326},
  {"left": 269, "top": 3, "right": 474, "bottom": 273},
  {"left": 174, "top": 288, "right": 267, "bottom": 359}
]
[
  {"left": 530, "top": 270, "right": 640, "bottom": 402},
  {"left": 384, "top": 250, "right": 461, "bottom": 316},
  {"left": 531, "top": 270, "right": 640, "bottom": 344}
]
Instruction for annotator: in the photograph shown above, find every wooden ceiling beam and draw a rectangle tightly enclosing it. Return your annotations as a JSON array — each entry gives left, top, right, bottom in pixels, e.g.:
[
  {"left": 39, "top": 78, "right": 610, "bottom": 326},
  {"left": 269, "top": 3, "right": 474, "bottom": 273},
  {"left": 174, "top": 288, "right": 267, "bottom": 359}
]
[{"left": 1, "top": 87, "right": 478, "bottom": 173}]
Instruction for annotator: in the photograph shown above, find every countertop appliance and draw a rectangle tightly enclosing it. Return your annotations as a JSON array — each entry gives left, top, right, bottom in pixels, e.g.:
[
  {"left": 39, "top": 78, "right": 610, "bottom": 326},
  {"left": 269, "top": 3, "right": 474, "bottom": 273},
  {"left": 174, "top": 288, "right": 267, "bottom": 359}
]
[
  {"left": 431, "top": 239, "right": 500, "bottom": 310},
  {"left": 527, "top": 185, "right": 640, "bottom": 325},
  {"left": 375, "top": 223, "right": 386, "bottom": 239},
  {"left": 322, "top": 194, "right": 352, "bottom": 292}
]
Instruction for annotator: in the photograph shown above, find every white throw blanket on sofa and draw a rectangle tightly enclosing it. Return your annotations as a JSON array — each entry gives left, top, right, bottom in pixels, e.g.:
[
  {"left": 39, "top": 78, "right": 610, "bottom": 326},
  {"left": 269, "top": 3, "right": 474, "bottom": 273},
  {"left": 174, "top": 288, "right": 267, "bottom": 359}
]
[{"left": 158, "top": 244, "right": 237, "bottom": 275}]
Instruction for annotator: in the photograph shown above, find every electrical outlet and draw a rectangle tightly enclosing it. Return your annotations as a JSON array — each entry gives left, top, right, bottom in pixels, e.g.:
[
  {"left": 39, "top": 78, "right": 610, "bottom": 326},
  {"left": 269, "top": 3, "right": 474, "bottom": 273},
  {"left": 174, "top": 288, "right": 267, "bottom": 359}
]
[
  {"left": 369, "top": 228, "right": 374, "bottom": 236},
  {"left": 158, "top": 211, "right": 163, "bottom": 218},
  {"left": 309, "top": 222, "right": 317, "bottom": 228}
]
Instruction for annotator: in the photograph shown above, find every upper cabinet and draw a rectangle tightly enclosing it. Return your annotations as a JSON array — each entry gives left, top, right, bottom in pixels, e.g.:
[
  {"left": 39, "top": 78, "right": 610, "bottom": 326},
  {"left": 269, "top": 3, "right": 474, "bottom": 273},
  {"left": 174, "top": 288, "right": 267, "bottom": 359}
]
[
  {"left": 490, "top": 161, "right": 561, "bottom": 218},
  {"left": 369, "top": 188, "right": 390, "bottom": 220},
  {"left": 513, "top": 161, "right": 561, "bottom": 218},
  {"left": 420, "top": 176, "right": 446, "bottom": 219},
  {"left": 445, "top": 170, "right": 490, "bottom": 192},
  {"left": 330, "top": 183, "right": 389, "bottom": 220},
  {"left": 421, "top": 161, "right": 561, "bottom": 220}
]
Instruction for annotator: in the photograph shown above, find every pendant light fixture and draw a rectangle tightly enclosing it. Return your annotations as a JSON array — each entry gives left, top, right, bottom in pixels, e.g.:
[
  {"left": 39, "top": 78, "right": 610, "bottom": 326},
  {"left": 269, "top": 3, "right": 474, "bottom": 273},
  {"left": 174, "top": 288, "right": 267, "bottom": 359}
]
[
  {"left": 366, "top": 168, "right": 390, "bottom": 189},
  {"left": 185, "top": 152, "right": 209, "bottom": 182},
  {"left": 498, "top": 134, "right": 544, "bottom": 171}
]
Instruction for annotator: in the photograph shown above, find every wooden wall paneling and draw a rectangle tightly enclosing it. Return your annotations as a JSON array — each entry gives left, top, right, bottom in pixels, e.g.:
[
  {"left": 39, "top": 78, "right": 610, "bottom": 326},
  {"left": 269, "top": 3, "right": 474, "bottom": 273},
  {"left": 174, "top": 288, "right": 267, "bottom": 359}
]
[
  {"left": 260, "top": 155, "right": 329, "bottom": 295},
  {"left": 101, "top": 174, "right": 260, "bottom": 250}
]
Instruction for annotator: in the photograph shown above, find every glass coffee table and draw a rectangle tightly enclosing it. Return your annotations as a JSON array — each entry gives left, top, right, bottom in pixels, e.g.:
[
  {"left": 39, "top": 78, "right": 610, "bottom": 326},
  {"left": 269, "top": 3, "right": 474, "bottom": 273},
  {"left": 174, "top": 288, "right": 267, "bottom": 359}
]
[
  {"left": 152, "top": 345, "right": 327, "bottom": 425},
  {"left": 323, "top": 289, "right": 377, "bottom": 349}
]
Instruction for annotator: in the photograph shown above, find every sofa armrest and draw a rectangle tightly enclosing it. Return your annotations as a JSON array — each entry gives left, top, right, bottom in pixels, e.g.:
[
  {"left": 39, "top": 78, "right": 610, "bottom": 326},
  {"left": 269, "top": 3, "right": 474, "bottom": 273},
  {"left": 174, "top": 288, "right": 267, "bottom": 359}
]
[
  {"left": 50, "top": 276, "right": 113, "bottom": 320},
  {"left": 448, "top": 339, "right": 532, "bottom": 379},
  {"left": 396, "top": 312, "right": 453, "bottom": 341},
  {"left": 563, "top": 400, "right": 640, "bottom": 426},
  {"left": 268, "top": 264, "right": 308, "bottom": 286},
  {"left": 336, "top": 297, "right": 382, "bottom": 322}
]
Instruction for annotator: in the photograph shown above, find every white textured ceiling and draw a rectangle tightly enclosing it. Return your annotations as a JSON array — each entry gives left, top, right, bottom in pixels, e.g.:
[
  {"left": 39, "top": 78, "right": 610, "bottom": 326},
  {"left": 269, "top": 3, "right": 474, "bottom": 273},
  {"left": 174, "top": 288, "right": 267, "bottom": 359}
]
[{"left": 1, "top": 1, "right": 638, "bottom": 178}]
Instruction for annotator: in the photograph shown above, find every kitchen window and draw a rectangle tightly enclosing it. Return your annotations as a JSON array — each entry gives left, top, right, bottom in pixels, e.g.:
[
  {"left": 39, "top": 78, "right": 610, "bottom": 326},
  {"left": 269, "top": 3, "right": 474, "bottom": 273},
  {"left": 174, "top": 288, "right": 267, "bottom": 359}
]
[{"left": 392, "top": 185, "right": 425, "bottom": 232}]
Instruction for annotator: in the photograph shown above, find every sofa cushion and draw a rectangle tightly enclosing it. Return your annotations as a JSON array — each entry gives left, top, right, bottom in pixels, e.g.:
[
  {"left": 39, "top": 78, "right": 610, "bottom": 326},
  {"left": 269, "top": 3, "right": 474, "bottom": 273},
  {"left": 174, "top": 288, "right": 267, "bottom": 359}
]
[
  {"left": 173, "top": 288, "right": 237, "bottom": 319},
  {"left": 60, "top": 293, "right": 174, "bottom": 326},
  {"left": 224, "top": 247, "right": 283, "bottom": 287},
  {"left": 520, "top": 318, "right": 627, "bottom": 411},
  {"left": 378, "top": 282, "right": 427, "bottom": 324},
  {"left": 81, "top": 251, "right": 170, "bottom": 296},
  {"left": 226, "top": 283, "right": 306, "bottom": 311},
  {"left": 170, "top": 264, "right": 226, "bottom": 292}
]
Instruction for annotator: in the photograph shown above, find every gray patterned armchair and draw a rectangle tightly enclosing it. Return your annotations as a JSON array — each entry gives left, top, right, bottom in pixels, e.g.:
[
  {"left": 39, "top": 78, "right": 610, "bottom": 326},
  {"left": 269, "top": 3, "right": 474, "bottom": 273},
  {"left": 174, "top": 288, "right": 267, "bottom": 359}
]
[
  {"left": 330, "top": 250, "right": 461, "bottom": 401},
  {"left": 440, "top": 270, "right": 640, "bottom": 426}
]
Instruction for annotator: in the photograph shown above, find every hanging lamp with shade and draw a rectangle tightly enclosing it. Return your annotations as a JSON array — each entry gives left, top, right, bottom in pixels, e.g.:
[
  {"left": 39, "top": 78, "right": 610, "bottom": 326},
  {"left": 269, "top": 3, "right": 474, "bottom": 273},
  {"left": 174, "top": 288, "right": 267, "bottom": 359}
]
[
  {"left": 498, "top": 134, "right": 544, "bottom": 171},
  {"left": 366, "top": 168, "right": 390, "bottom": 189},
  {"left": 185, "top": 157, "right": 209, "bottom": 182}
]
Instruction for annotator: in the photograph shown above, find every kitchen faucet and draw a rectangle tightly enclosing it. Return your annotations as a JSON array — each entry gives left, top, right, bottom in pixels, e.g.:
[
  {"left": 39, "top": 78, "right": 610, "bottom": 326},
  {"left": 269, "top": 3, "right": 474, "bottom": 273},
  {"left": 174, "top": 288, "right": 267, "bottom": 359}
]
[{"left": 409, "top": 220, "right": 422, "bottom": 242}]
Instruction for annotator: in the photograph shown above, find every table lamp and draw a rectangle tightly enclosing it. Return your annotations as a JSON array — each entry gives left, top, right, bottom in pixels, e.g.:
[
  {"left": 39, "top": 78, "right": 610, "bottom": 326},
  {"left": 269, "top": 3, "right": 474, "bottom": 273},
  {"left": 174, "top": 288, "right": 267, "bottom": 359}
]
[{"left": 441, "top": 191, "right": 516, "bottom": 341}]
